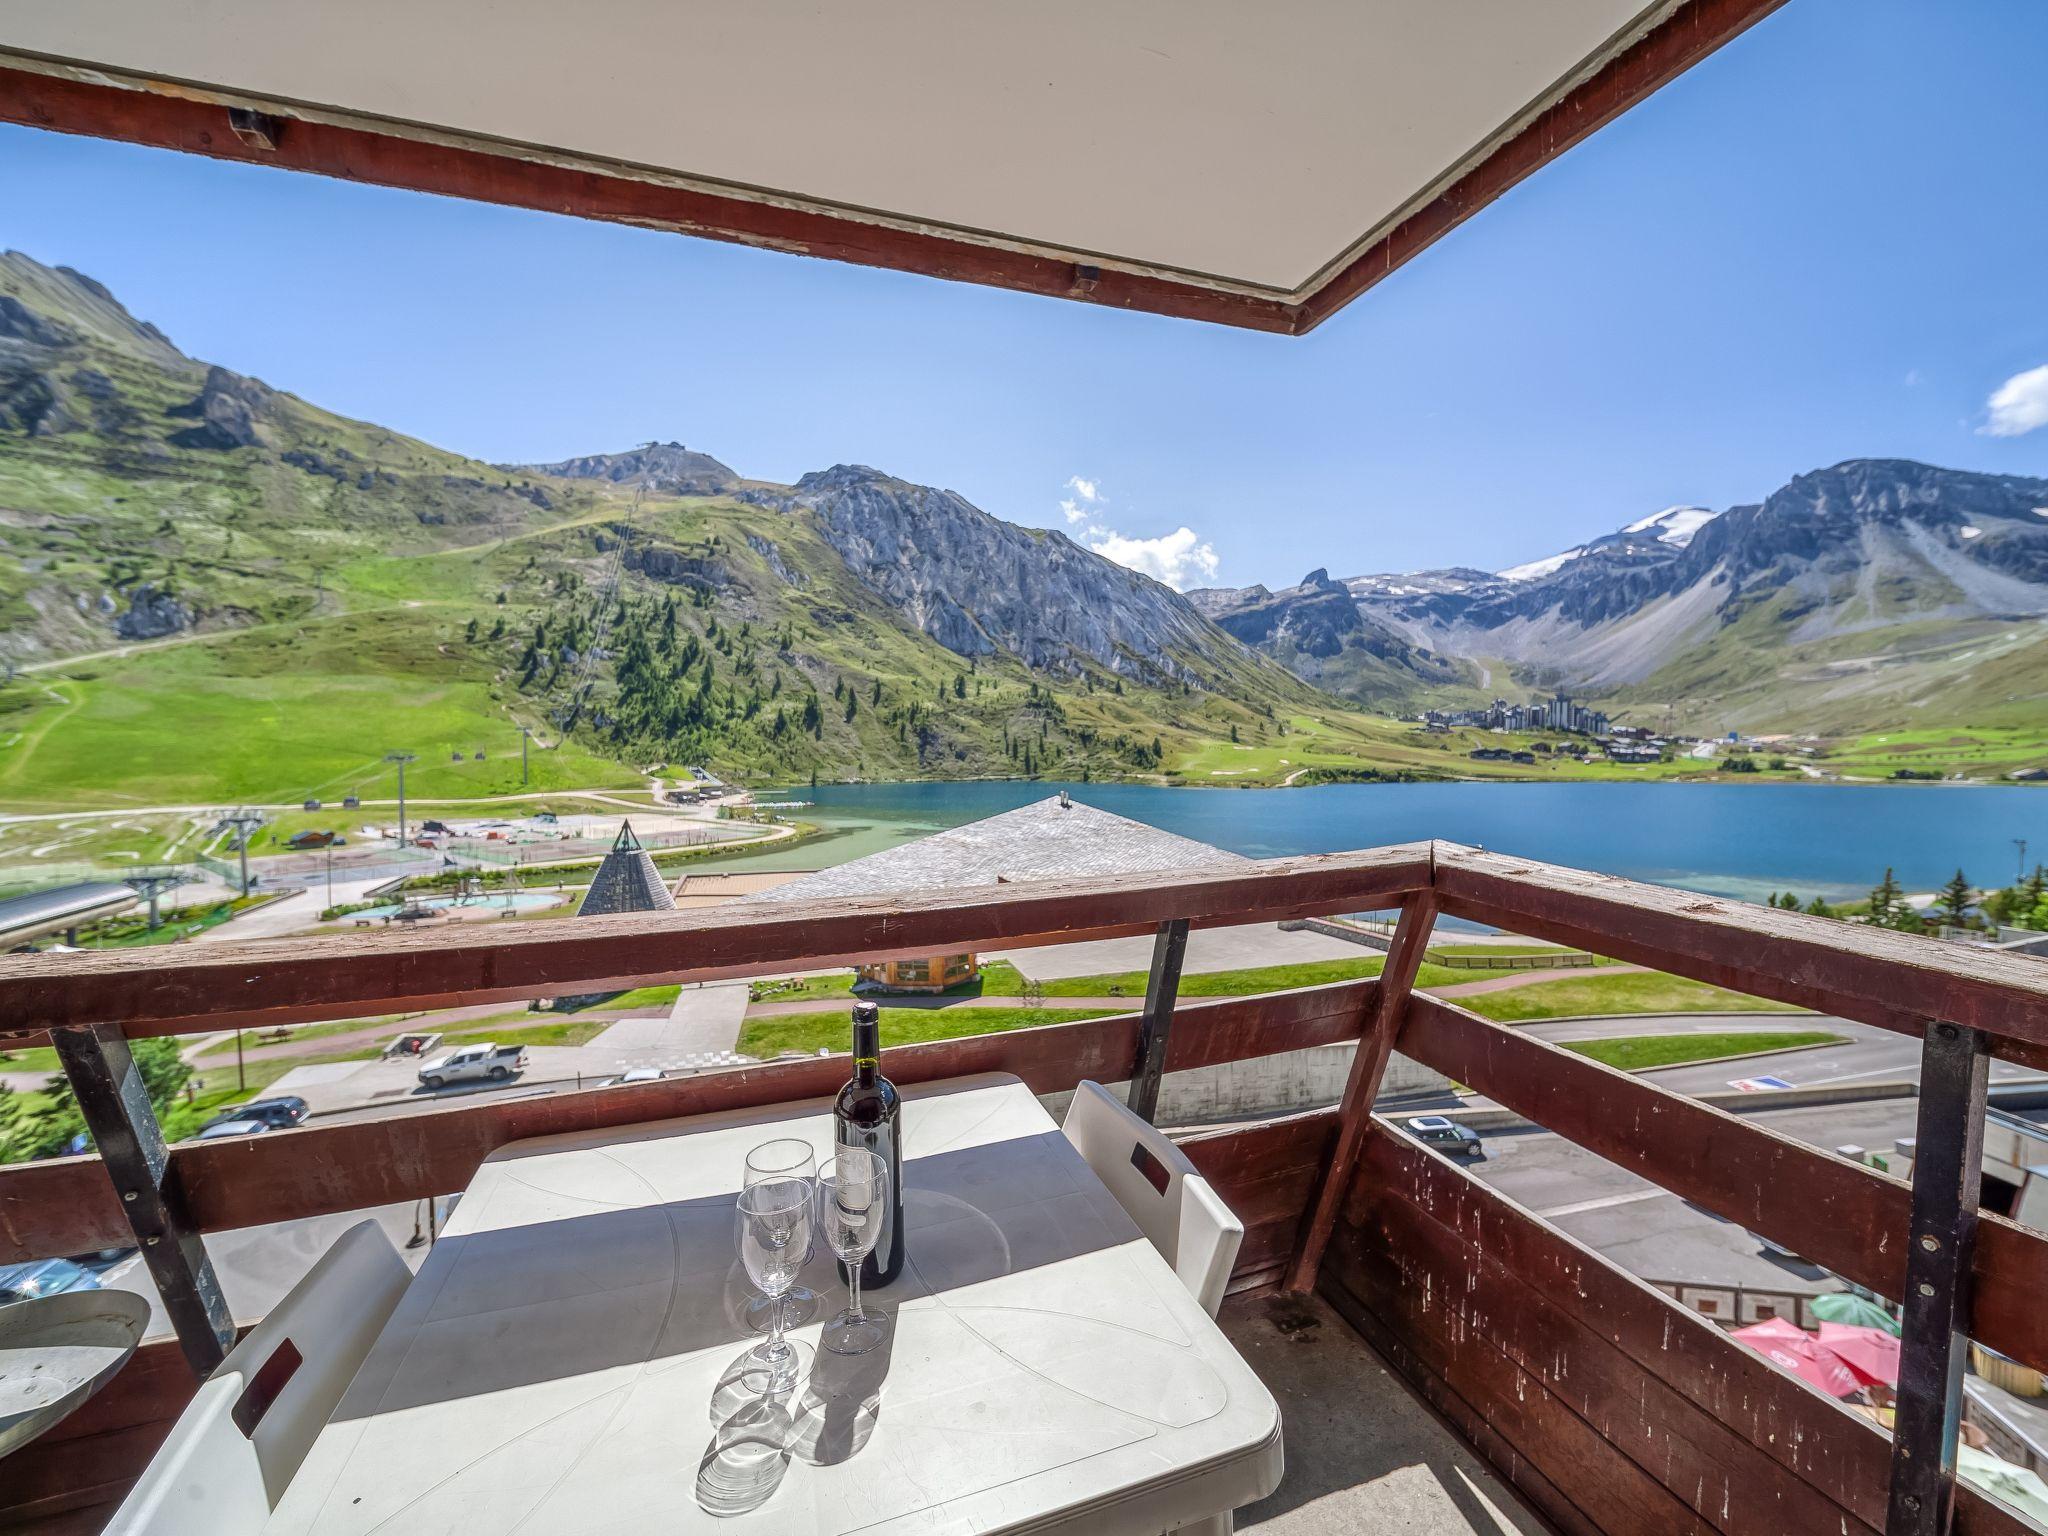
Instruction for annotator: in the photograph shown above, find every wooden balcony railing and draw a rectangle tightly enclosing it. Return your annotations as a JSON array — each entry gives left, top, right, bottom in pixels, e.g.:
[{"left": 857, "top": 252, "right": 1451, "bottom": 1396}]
[{"left": 1, "top": 839, "right": 2044, "bottom": 1536}]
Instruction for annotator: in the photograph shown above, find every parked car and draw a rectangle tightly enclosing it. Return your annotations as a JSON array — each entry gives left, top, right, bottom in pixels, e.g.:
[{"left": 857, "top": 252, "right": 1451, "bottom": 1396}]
[
  {"left": 197, "top": 1118, "right": 274, "bottom": 1140},
  {"left": 0, "top": 1256, "right": 101, "bottom": 1305},
  {"left": 604, "top": 1068, "right": 668, "bottom": 1086},
  {"left": 418, "top": 1043, "right": 528, "bottom": 1089},
  {"left": 1404, "top": 1115, "right": 1484, "bottom": 1159},
  {"left": 201, "top": 1095, "right": 308, "bottom": 1134}
]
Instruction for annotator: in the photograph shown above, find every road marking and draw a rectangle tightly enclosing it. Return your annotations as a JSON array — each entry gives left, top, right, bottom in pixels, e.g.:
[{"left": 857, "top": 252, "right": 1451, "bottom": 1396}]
[{"left": 1538, "top": 1188, "right": 1670, "bottom": 1219}]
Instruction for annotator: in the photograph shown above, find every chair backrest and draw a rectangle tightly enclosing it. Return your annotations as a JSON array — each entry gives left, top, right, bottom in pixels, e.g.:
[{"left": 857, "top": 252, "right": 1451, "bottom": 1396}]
[
  {"left": 107, "top": 1220, "right": 410, "bottom": 1536},
  {"left": 1062, "top": 1080, "right": 1244, "bottom": 1316}
]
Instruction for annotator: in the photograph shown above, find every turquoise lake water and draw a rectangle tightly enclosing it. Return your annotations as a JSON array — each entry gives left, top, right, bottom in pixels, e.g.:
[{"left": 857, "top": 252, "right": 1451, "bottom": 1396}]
[{"left": 711, "top": 781, "right": 2048, "bottom": 903}]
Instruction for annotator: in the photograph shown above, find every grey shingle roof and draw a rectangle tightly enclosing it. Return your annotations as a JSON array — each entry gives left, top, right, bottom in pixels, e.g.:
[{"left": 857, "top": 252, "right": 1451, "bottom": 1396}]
[
  {"left": 577, "top": 821, "right": 678, "bottom": 916},
  {"left": 741, "top": 795, "right": 1245, "bottom": 905}
]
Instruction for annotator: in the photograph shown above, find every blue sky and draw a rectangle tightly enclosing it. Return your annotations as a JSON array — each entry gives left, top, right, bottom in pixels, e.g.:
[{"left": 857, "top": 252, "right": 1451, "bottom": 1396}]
[{"left": 4, "top": 0, "right": 2046, "bottom": 591}]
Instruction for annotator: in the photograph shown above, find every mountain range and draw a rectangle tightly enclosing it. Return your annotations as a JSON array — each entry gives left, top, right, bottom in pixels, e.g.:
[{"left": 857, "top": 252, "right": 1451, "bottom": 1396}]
[
  {"left": 0, "top": 250, "right": 1342, "bottom": 817},
  {"left": 2, "top": 247, "right": 2044, "bottom": 827},
  {"left": 1193, "top": 460, "right": 2048, "bottom": 736}
]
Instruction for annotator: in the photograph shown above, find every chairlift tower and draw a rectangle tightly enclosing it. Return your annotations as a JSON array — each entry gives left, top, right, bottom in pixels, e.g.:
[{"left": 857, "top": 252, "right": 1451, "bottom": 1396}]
[
  {"left": 212, "top": 809, "right": 267, "bottom": 898},
  {"left": 124, "top": 868, "right": 187, "bottom": 932}
]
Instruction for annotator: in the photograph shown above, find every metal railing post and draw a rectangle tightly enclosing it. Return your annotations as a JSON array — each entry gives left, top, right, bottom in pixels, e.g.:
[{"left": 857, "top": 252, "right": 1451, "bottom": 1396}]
[
  {"left": 52, "top": 1023, "right": 235, "bottom": 1377},
  {"left": 1127, "top": 919, "right": 1189, "bottom": 1123},
  {"left": 1885, "top": 1019, "right": 1989, "bottom": 1536}
]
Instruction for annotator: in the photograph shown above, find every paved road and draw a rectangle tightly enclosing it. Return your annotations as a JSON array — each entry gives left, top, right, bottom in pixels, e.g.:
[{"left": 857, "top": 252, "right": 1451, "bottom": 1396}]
[{"left": 1456, "top": 1097, "right": 1928, "bottom": 1293}]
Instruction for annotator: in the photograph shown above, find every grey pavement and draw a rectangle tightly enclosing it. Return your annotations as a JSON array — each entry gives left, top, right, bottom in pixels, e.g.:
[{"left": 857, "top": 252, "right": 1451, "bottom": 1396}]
[
  {"left": 995, "top": 923, "right": 1372, "bottom": 981},
  {"left": 1460, "top": 1097, "right": 1927, "bottom": 1293},
  {"left": 589, "top": 979, "right": 750, "bottom": 1058}
]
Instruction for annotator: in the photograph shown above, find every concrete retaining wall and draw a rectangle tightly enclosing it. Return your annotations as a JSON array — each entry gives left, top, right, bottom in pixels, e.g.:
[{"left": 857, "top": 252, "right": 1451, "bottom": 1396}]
[{"left": 1039, "top": 1043, "right": 1449, "bottom": 1127}]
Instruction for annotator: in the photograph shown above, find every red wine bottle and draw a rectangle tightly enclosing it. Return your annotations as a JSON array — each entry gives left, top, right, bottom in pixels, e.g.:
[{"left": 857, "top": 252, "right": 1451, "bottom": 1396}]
[{"left": 833, "top": 1001, "right": 904, "bottom": 1285}]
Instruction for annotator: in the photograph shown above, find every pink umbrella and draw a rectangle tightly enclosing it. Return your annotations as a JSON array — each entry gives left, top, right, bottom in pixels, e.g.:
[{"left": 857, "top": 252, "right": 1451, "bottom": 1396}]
[
  {"left": 1730, "top": 1320, "right": 1866, "bottom": 1398},
  {"left": 1817, "top": 1323, "right": 1901, "bottom": 1388}
]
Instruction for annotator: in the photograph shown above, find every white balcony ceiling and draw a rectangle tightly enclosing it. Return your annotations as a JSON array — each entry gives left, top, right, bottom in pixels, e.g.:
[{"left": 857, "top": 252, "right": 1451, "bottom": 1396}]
[{"left": 0, "top": 0, "right": 1765, "bottom": 323}]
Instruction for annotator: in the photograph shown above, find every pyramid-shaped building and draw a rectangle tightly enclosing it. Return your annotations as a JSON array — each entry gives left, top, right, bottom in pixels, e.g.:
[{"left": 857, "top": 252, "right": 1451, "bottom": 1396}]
[{"left": 577, "top": 822, "right": 678, "bottom": 916}]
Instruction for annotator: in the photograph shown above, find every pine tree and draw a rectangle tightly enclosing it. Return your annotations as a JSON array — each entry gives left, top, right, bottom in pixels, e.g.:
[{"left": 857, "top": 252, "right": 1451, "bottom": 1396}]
[
  {"left": 1867, "top": 867, "right": 1903, "bottom": 926},
  {"left": 953, "top": 674, "right": 966, "bottom": 699},
  {"left": 844, "top": 692, "right": 859, "bottom": 723},
  {"left": 1937, "top": 869, "right": 1973, "bottom": 927}
]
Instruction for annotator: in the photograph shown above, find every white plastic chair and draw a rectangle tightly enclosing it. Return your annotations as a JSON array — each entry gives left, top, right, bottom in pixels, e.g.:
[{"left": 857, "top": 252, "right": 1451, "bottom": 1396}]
[
  {"left": 106, "top": 1220, "right": 409, "bottom": 1536},
  {"left": 1064, "top": 1083, "right": 1247, "bottom": 1536},
  {"left": 1062, "top": 1080, "right": 1245, "bottom": 1318}
]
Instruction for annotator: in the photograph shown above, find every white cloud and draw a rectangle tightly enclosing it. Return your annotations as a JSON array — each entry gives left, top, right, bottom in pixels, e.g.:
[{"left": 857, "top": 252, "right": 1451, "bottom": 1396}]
[
  {"left": 1059, "top": 475, "right": 1101, "bottom": 523},
  {"left": 1982, "top": 364, "right": 2048, "bottom": 437},
  {"left": 1084, "top": 525, "right": 1220, "bottom": 590}
]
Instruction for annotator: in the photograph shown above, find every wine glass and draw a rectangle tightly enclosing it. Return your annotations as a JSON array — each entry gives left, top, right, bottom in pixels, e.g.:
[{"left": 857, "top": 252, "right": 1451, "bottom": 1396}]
[
  {"left": 744, "top": 1139, "right": 818, "bottom": 1332},
  {"left": 736, "top": 1176, "right": 814, "bottom": 1395},
  {"left": 816, "top": 1147, "right": 888, "bottom": 1355}
]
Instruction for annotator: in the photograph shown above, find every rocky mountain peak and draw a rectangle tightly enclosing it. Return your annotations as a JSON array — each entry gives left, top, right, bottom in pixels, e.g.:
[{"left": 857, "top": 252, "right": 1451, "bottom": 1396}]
[{"left": 518, "top": 440, "right": 739, "bottom": 495}]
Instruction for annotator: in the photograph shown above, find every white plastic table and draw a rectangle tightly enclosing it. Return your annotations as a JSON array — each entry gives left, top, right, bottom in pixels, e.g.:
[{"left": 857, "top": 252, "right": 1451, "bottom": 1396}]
[{"left": 266, "top": 1073, "right": 1282, "bottom": 1535}]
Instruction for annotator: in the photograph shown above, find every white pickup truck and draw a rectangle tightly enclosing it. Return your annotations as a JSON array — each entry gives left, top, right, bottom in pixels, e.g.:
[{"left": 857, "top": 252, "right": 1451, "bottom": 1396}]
[{"left": 418, "top": 1043, "right": 528, "bottom": 1090}]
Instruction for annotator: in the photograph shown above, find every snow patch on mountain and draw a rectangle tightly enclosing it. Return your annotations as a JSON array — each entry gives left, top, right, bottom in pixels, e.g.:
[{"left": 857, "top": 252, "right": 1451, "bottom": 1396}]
[
  {"left": 1497, "top": 548, "right": 1585, "bottom": 583},
  {"left": 1621, "top": 505, "right": 1720, "bottom": 547}
]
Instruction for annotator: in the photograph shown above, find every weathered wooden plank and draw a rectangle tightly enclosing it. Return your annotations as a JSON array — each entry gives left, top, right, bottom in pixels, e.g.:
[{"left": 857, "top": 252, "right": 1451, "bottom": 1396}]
[
  {"left": 1285, "top": 893, "right": 1436, "bottom": 1291},
  {"left": 1325, "top": 1220, "right": 1719, "bottom": 1535},
  {"left": 1351, "top": 1123, "right": 1890, "bottom": 1522},
  {"left": 1326, "top": 1285, "right": 1609, "bottom": 1536},
  {"left": 1181, "top": 1108, "right": 1336, "bottom": 1280},
  {"left": 1335, "top": 1123, "right": 2032, "bottom": 1536},
  {"left": 1435, "top": 843, "right": 2048, "bottom": 1057},
  {"left": 1398, "top": 994, "right": 2048, "bottom": 1376},
  {"left": 1, "top": 982, "right": 1373, "bottom": 1264},
  {"left": 0, "top": 845, "right": 1431, "bottom": 1043},
  {"left": 1335, "top": 1143, "right": 1877, "bottom": 1534}
]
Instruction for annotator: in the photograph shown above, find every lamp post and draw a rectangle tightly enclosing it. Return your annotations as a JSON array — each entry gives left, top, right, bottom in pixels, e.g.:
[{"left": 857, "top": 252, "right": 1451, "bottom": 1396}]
[
  {"left": 385, "top": 751, "right": 418, "bottom": 843},
  {"left": 2018, "top": 839, "right": 2030, "bottom": 884},
  {"left": 521, "top": 726, "right": 532, "bottom": 788}
]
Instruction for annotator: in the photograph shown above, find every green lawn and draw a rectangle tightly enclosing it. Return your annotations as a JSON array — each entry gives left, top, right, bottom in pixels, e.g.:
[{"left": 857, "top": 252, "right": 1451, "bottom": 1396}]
[
  {"left": 739, "top": 1005, "right": 1111, "bottom": 1057},
  {"left": 0, "top": 611, "right": 637, "bottom": 814},
  {"left": 986, "top": 955, "right": 1465, "bottom": 998},
  {"left": 1458, "top": 971, "right": 1807, "bottom": 1023},
  {"left": 0, "top": 1045, "right": 60, "bottom": 1075},
  {"left": 439, "top": 1017, "right": 613, "bottom": 1049},
  {"left": 606, "top": 984, "right": 683, "bottom": 1011},
  {"left": 1558, "top": 1030, "right": 1845, "bottom": 1071}
]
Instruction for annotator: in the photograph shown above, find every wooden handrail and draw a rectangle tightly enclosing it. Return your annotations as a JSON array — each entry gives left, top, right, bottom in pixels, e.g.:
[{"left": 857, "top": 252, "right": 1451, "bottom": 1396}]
[
  {"left": 1435, "top": 843, "right": 2048, "bottom": 1063},
  {"left": 0, "top": 844, "right": 1431, "bottom": 1044}
]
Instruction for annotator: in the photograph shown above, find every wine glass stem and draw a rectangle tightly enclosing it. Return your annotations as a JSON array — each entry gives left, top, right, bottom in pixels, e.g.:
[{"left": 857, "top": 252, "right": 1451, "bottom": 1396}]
[
  {"left": 848, "top": 1262, "right": 864, "bottom": 1324},
  {"left": 767, "top": 1289, "right": 788, "bottom": 1362}
]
